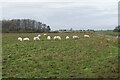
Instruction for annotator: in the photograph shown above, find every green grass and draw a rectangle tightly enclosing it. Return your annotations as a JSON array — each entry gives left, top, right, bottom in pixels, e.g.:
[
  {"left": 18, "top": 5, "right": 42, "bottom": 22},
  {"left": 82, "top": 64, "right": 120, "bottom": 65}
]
[
  {"left": 2, "top": 33, "right": 118, "bottom": 78},
  {"left": 95, "top": 31, "right": 120, "bottom": 36}
]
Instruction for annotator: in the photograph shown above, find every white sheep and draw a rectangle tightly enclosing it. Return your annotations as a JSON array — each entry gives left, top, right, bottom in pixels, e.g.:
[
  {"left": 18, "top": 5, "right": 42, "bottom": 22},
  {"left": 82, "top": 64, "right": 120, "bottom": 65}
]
[
  {"left": 66, "top": 36, "right": 69, "bottom": 40},
  {"left": 57, "top": 36, "right": 61, "bottom": 40},
  {"left": 37, "top": 35, "right": 41, "bottom": 37},
  {"left": 116, "top": 36, "right": 119, "bottom": 38},
  {"left": 44, "top": 33, "right": 47, "bottom": 36},
  {"left": 54, "top": 36, "right": 61, "bottom": 40},
  {"left": 73, "top": 36, "right": 79, "bottom": 39},
  {"left": 23, "top": 37, "right": 30, "bottom": 41},
  {"left": 84, "top": 35, "right": 90, "bottom": 38},
  {"left": 54, "top": 36, "right": 57, "bottom": 40},
  {"left": 18, "top": 37, "right": 22, "bottom": 41},
  {"left": 47, "top": 36, "right": 51, "bottom": 40},
  {"left": 34, "top": 37, "right": 40, "bottom": 41}
]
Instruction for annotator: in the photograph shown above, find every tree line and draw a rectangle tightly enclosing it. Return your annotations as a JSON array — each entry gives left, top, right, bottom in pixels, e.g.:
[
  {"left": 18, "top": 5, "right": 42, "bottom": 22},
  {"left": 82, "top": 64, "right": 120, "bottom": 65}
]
[
  {"left": 113, "top": 25, "right": 120, "bottom": 32},
  {"left": 1, "top": 19, "right": 51, "bottom": 33}
]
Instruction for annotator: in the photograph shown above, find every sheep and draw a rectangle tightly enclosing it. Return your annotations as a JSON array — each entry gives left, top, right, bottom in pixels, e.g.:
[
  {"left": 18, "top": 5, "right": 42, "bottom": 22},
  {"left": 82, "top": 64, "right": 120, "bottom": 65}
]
[
  {"left": 34, "top": 37, "right": 40, "bottom": 41},
  {"left": 54, "top": 36, "right": 61, "bottom": 40},
  {"left": 18, "top": 37, "right": 22, "bottom": 41},
  {"left": 66, "top": 36, "right": 69, "bottom": 40},
  {"left": 54, "top": 36, "right": 57, "bottom": 40},
  {"left": 73, "top": 36, "right": 79, "bottom": 39},
  {"left": 47, "top": 36, "right": 51, "bottom": 40},
  {"left": 44, "top": 33, "right": 47, "bottom": 36},
  {"left": 23, "top": 37, "right": 30, "bottom": 41},
  {"left": 57, "top": 36, "right": 61, "bottom": 40},
  {"left": 84, "top": 35, "right": 90, "bottom": 38},
  {"left": 116, "top": 36, "right": 119, "bottom": 38},
  {"left": 37, "top": 35, "right": 41, "bottom": 38}
]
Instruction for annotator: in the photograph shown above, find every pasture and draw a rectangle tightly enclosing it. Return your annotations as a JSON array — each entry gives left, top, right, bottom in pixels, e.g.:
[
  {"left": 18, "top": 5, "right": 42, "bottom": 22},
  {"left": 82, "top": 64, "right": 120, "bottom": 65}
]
[{"left": 2, "top": 32, "right": 118, "bottom": 78}]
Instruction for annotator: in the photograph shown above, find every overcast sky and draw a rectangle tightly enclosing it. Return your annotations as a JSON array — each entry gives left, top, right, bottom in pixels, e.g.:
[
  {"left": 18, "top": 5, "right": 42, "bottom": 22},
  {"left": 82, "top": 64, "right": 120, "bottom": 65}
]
[{"left": 0, "top": 0, "right": 119, "bottom": 30}]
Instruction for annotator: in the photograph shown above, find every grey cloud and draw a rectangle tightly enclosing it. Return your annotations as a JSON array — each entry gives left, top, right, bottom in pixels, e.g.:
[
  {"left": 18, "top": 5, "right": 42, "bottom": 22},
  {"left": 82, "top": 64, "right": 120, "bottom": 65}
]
[{"left": 2, "top": 2, "right": 118, "bottom": 30}]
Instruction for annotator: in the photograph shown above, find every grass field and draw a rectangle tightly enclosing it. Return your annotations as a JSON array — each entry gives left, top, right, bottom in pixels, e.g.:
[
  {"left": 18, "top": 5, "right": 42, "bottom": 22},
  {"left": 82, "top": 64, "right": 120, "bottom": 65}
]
[{"left": 2, "top": 32, "right": 118, "bottom": 78}]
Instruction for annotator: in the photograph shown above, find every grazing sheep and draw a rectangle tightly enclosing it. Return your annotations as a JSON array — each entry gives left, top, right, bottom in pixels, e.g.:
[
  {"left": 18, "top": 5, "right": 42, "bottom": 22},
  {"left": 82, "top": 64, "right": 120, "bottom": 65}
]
[
  {"left": 54, "top": 36, "right": 57, "bottom": 40},
  {"left": 84, "top": 35, "right": 90, "bottom": 38},
  {"left": 73, "top": 36, "right": 79, "bottom": 39},
  {"left": 34, "top": 37, "right": 40, "bottom": 41},
  {"left": 57, "top": 36, "right": 61, "bottom": 40},
  {"left": 47, "top": 36, "right": 51, "bottom": 40},
  {"left": 66, "top": 36, "right": 69, "bottom": 40},
  {"left": 18, "top": 37, "right": 22, "bottom": 41},
  {"left": 44, "top": 33, "right": 47, "bottom": 36},
  {"left": 116, "top": 36, "right": 119, "bottom": 38},
  {"left": 23, "top": 37, "right": 30, "bottom": 41},
  {"left": 54, "top": 36, "right": 61, "bottom": 40},
  {"left": 37, "top": 35, "right": 41, "bottom": 37}
]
